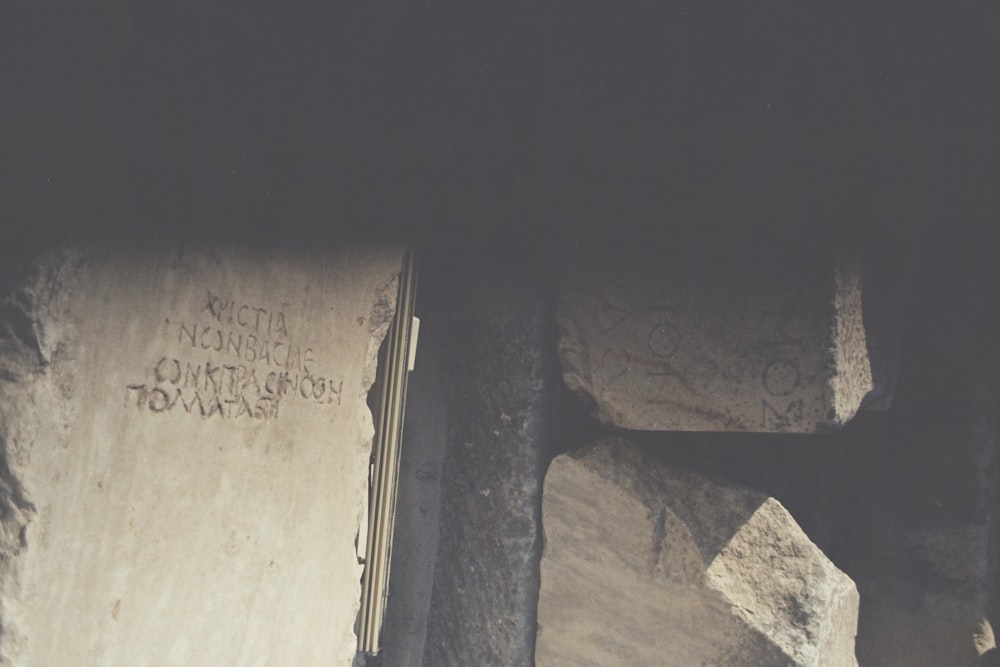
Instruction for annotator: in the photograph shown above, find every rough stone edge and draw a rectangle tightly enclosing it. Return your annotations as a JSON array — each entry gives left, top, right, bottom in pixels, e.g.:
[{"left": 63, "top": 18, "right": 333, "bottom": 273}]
[
  {"left": 361, "top": 271, "right": 399, "bottom": 401},
  {"left": 0, "top": 246, "right": 403, "bottom": 666},
  {"left": 826, "top": 261, "right": 873, "bottom": 429},
  {"left": 0, "top": 248, "right": 83, "bottom": 667},
  {"left": 706, "top": 497, "right": 860, "bottom": 666},
  {"left": 351, "top": 255, "right": 404, "bottom": 663}
]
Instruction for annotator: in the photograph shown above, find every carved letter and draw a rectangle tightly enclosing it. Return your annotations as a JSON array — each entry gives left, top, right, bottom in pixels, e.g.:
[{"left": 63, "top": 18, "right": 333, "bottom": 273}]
[
  {"left": 148, "top": 388, "right": 173, "bottom": 412},
  {"left": 227, "top": 331, "right": 243, "bottom": 359},
  {"left": 272, "top": 342, "right": 287, "bottom": 368},
  {"left": 244, "top": 334, "right": 257, "bottom": 363},
  {"left": 125, "top": 384, "right": 147, "bottom": 409},
  {"left": 761, "top": 398, "right": 804, "bottom": 429},
  {"left": 179, "top": 322, "right": 197, "bottom": 348},
  {"left": 200, "top": 326, "right": 213, "bottom": 350},
  {"left": 204, "top": 362, "right": 222, "bottom": 394},
  {"left": 265, "top": 371, "right": 278, "bottom": 395},
  {"left": 184, "top": 363, "right": 202, "bottom": 389},
  {"left": 154, "top": 357, "right": 182, "bottom": 385}
]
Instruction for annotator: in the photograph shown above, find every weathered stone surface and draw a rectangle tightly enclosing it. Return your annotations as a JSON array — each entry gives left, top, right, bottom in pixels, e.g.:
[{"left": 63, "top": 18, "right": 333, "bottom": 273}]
[
  {"left": 557, "top": 251, "right": 875, "bottom": 432},
  {"left": 421, "top": 279, "right": 552, "bottom": 667},
  {"left": 0, "top": 245, "right": 401, "bottom": 666},
  {"left": 536, "top": 438, "right": 859, "bottom": 667}
]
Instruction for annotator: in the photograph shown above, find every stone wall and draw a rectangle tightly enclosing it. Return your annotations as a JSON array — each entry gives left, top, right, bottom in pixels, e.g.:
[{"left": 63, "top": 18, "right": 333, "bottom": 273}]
[
  {"left": 0, "top": 246, "right": 402, "bottom": 666},
  {"left": 1, "top": 231, "right": 997, "bottom": 667}
]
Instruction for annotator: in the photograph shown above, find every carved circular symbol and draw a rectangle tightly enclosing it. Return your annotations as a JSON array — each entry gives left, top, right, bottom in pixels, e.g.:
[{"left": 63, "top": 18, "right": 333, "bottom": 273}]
[
  {"left": 763, "top": 359, "right": 800, "bottom": 397},
  {"left": 648, "top": 322, "right": 681, "bottom": 358},
  {"left": 154, "top": 357, "right": 182, "bottom": 385}
]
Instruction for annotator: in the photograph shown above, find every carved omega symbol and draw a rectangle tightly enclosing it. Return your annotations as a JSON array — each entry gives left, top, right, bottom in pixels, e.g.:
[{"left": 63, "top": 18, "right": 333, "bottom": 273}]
[{"left": 763, "top": 359, "right": 801, "bottom": 397}]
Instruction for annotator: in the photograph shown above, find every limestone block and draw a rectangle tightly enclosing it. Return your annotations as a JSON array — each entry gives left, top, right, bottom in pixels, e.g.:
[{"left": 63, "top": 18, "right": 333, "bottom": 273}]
[
  {"left": 557, "top": 252, "right": 875, "bottom": 432},
  {"left": 536, "top": 438, "right": 859, "bottom": 667},
  {"left": 0, "top": 245, "right": 402, "bottom": 666}
]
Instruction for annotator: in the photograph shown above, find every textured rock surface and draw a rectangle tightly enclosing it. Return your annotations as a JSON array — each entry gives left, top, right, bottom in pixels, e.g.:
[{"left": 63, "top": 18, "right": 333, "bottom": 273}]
[
  {"left": 0, "top": 245, "right": 401, "bottom": 666},
  {"left": 557, "top": 250, "right": 875, "bottom": 432},
  {"left": 421, "top": 280, "right": 552, "bottom": 667},
  {"left": 536, "top": 438, "right": 859, "bottom": 667}
]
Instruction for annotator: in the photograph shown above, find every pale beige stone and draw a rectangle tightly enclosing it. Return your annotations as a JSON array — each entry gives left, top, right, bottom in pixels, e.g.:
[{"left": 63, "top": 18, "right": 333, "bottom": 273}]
[
  {"left": 0, "top": 245, "right": 402, "bottom": 666},
  {"left": 536, "top": 438, "right": 859, "bottom": 667},
  {"left": 557, "top": 257, "right": 873, "bottom": 432}
]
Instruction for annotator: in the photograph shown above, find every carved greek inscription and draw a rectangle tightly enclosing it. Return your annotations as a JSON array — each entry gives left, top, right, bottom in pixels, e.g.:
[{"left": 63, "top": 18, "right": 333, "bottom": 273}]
[
  {"left": 177, "top": 322, "right": 314, "bottom": 374},
  {"left": 758, "top": 310, "right": 807, "bottom": 428},
  {"left": 125, "top": 290, "right": 343, "bottom": 422},
  {"left": 761, "top": 398, "right": 805, "bottom": 430}
]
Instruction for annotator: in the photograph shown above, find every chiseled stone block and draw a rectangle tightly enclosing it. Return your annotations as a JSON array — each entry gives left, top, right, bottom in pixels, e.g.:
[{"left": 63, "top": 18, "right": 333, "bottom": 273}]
[
  {"left": 536, "top": 438, "right": 859, "bottom": 667},
  {"left": 557, "top": 253, "right": 875, "bottom": 432}
]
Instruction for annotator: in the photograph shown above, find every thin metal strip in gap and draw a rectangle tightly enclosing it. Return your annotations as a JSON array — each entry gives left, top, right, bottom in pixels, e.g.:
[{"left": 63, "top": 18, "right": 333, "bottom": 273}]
[{"left": 358, "top": 250, "right": 418, "bottom": 655}]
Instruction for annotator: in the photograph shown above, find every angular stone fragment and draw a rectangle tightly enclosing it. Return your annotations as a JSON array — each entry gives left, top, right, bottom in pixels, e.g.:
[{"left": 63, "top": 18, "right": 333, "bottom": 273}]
[
  {"left": 0, "top": 245, "right": 402, "bottom": 666},
  {"left": 536, "top": 438, "right": 859, "bottom": 667},
  {"left": 557, "top": 250, "right": 876, "bottom": 432}
]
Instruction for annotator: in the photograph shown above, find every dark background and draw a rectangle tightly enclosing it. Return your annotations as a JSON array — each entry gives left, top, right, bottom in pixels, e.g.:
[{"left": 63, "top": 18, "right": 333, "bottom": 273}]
[{"left": 4, "top": 3, "right": 999, "bottom": 255}]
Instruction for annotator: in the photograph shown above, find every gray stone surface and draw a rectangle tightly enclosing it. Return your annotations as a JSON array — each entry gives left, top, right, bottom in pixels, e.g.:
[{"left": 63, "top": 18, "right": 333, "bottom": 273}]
[
  {"left": 557, "top": 250, "right": 876, "bottom": 432},
  {"left": 421, "top": 280, "right": 552, "bottom": 667},
  {"left": 536, "top": 438, "right": 859, "bottom": 667},
  {"left": 0, "top": 245, "right": 402, "bottom": 666}
]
